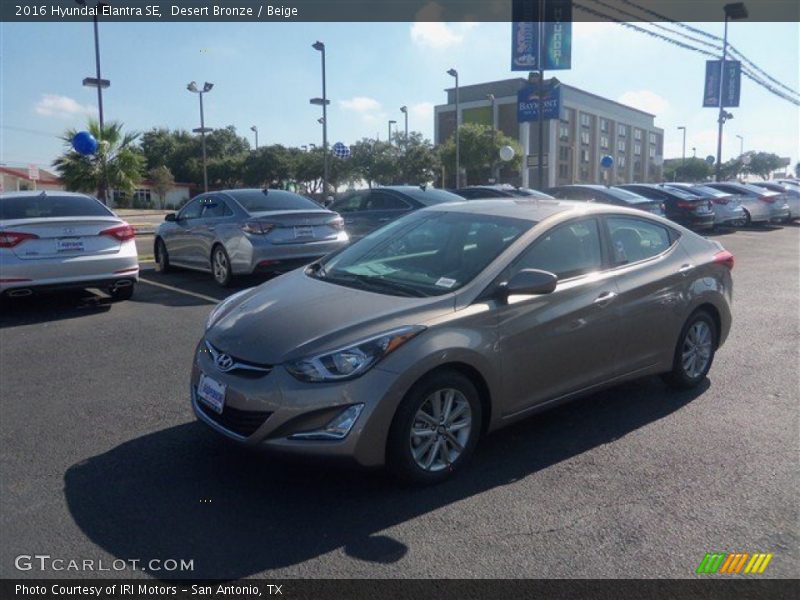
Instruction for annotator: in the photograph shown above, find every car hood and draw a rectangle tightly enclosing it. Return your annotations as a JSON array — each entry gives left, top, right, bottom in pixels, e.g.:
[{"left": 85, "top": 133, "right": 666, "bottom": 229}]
[{"left": 206, "top": 269, "right": 454, "bottom": 365}]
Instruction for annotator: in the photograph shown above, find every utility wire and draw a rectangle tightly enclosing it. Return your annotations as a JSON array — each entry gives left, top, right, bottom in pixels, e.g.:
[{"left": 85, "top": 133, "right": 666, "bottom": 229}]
[{"left": 574, "top": 2, "right": 800, "bottom": 106}]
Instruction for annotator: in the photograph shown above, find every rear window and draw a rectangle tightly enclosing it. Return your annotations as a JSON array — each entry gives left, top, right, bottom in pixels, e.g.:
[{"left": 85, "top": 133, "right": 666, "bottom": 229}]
[
  {"left": 0, "top": 194, "right": 113, "bottom": 220},
  {"left": 229, "top": 189, "right": 320, "bottom": 213},
  {"left": 394, "top": 187, "right": 463, "bottom": 205},
  {"left": 602, "top": 187, "right": 651, "bottom": 203},
  {"left": 691, "top": 185, "right": 729, "bottom": 198}
]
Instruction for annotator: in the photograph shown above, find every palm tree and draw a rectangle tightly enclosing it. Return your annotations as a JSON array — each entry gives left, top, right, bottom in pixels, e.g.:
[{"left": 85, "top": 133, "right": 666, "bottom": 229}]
[{"left": 52, "top": 119, "right": 144, "bottom": 205}]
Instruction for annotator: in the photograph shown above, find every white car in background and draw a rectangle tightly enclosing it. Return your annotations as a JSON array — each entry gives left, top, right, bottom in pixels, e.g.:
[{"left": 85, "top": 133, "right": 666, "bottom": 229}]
[{"left": 0, "top": 191, "right": 139, "bottom": 300}]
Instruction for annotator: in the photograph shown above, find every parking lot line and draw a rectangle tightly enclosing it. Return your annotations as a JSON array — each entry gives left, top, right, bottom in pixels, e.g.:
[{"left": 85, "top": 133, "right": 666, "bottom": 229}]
[{"left": 138, "top": 277, "right": 220, "bottom": 303}]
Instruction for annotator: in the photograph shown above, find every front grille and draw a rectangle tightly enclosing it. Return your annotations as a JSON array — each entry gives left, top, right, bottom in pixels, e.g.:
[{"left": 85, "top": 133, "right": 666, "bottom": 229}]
[
  {"left": 204, "top": 340, "right": 273, "bottom": 378},
  {"left": 197, "top": 398, "right": 272, "bottom": 438}
]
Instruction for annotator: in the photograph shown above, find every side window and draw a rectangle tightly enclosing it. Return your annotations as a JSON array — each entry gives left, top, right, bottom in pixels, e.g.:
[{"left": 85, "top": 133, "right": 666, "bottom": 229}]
[
  {"left": 332, "top": 194, "right": 364, "bottom": 213},
  {"left": 513, "top": 218, "right": 603, "bottom": 280},
  {"left": 178, "top": 198, "right": 203, "bottom": 220},
  {"left": 606, "top": 216, "right": 673, "bottom": 265},
  {"left": 200, "top": 196, "right": 232, "bottom": 218},
  {"left": 364, "top": 192, "right": 411, "bottom": 211}
]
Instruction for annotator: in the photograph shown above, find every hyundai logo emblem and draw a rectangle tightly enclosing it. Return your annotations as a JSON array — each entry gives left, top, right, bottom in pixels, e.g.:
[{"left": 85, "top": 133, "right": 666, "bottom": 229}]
[{"left": 215, "top": 353, "right": 235, "bottom": 372}]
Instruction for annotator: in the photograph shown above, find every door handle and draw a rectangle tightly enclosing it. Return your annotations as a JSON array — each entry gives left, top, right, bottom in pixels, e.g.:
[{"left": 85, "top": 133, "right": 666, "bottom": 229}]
[
  {"left": 593, "top": 291, "right": 617, "bottom": 307},
  {"left": 679, "top": 263, "right": 694, "bottom": 276}
]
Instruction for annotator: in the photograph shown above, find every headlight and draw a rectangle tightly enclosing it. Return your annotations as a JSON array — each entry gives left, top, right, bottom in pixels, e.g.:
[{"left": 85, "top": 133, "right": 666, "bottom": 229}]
[
  {"left": 205, "top": 288, "right": 252, "bottom": 331},
  {"left": 285, "top": 325, "right": 425, "bottom": 382}
]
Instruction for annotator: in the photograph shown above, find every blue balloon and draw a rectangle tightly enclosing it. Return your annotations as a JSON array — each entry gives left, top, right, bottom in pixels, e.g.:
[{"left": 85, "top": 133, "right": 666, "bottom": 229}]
[
  {"left": 72, "top": 131, "right": 98, "bottom": 156},
  {"left": 332, "top": 141, "right": 350, "bottom": 158},
  {"left": 600, "top": 155, "right": 614, "bottom": 169}
]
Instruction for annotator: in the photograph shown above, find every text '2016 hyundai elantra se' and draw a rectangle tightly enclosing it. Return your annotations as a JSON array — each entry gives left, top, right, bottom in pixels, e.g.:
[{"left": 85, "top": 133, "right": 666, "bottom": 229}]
[{"left": 192, "top": 199, "right": 733, "bottom": 484}]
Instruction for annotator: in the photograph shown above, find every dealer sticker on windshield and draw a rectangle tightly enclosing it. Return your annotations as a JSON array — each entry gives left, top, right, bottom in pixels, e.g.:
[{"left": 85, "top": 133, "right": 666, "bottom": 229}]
[{"left": 435, "top": 277, "right": 457, "bottom": 289}]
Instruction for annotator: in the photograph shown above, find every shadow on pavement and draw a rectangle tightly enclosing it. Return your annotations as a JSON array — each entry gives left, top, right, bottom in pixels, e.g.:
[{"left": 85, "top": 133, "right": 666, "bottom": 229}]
[
  {"left": 0, "top": 290, "right": 113, "bottom": 328},
  {"left": 63, "top": 376, "right": 708, "bottom": 580}
]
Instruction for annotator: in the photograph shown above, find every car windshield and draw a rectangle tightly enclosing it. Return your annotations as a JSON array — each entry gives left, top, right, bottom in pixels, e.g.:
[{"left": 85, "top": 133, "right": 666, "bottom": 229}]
[
  {"left": 230, "top": 189, "right": 321, "bottom": 213},
  {"left": 0, "top": 195, "right": 113, "bottom": 220},
  {"left": 738, "top": 182, "right": 778, "bottom": 195},
  {"left": 311, "top": 210, "right": 532, "bottom": 296},
  {"left": 391, "top": 187, "right": 463, "bottom": 205},
  {"left": 510, "top": 187, "right": 554, "bottom": 199}
]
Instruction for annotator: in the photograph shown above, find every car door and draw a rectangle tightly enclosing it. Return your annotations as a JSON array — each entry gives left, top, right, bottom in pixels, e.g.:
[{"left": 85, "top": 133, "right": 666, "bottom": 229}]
[
  {"left": 603, "top": 215, "right": 689, "bottom": 374},
  {"left": 492, "top": 217, "right": 621, "bottom": 415},
  {"left": 195, "top": 195, "right": 235, "bottom": 265},
  {"left": 168, "top": 197, "right": 204, "bottom": 265},
  {"left": 359, "top": 191, "right": 414, "bottom": 236},
  {"left": 331, "top": 192, "right": 369, "bottom": 240}
]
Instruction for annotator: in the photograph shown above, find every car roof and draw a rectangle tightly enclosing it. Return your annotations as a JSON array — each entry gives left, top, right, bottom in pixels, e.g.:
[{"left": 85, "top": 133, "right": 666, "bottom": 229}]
[
  {"left": 423, "top": 198, "right": 649, "bottom": 223},
  {"left": 0, "top": 190, "right": 93, "bottom": 199}
]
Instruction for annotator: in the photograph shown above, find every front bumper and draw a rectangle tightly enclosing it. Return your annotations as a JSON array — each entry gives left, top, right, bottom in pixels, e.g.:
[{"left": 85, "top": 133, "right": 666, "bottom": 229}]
[{"left": 190, "top": 341, "right": 403, "bottom": 467}]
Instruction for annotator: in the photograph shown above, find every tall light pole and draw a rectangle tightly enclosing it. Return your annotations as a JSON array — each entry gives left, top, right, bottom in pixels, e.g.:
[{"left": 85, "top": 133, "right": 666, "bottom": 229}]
[
  {"left": 187, "top": 81, "right": 214, "bottom": 193},
  {"left": 250, "top": 125, "right": 258, "bottom": 150},
  {"left": 715, "top": 2, "right": 748, "bottom": 181},
  {"left": 677, "top": 126, "right": 687, "bottom": 166},
  {"left": 736, "top": 134, "right": 744, "bottom": 156},
  {"left": 488, "top": 94, "right": 497, "bottom": 182},
  {"left": 399, "top": 106, "right": 408, "bottom": 145},
  {"left": 447, "top": 68, "right": 459, "bottom": 187},
  {"left": 77, "top": 0, "right": 110, "bottom": 204},
  {"left": 692, "top": 147, "right": 697, "bottom": 158},
  {"left": 388, "top": 120, "right": 397, "bottom": 145},
  {"left": 312, "top": 41, "right": 329, "bottom": 197}
]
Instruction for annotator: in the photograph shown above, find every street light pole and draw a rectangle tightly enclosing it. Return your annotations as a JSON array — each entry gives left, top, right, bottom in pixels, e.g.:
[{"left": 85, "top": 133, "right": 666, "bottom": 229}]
[
  {"left": 677, "top": 126, "right": 687, "bottom": 166},
  {"left": 250, "top": 125, "right": 259, "bottom": 150},
  {"left": 312, "top": 41, "right": 329, "bottom": 198},
  {"left": 715, "top": 2, "right": 748, "bottom": 181},
  {"left": 447, "top": 68, "right": 459, "bottom": 187},
  {"left": 488, "top": 94, "right": 497, "bottom": 181},
  {"left": 77, "top": 0, "right": 110, "bottom": 204},
  {"left": 187, "top": 81, "right": 214, "bottom": 193},
  {"left": 736, "top": 134, "right": 744, "bottom": 156},
  {"left": 400, "top": 106, "right": 408, "bottom": 146}
]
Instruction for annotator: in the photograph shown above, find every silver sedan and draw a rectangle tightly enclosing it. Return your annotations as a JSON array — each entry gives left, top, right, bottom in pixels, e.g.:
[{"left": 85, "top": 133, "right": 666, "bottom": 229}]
[
  {"left": 0, "top": 191, "right": 138, "bottom": 300},
  {"left": 154, "top": 189, "right": 349, "bottom": 286}
]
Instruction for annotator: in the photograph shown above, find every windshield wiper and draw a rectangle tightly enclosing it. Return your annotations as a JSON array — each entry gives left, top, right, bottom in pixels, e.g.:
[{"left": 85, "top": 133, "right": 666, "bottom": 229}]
[{"left": 326, "top": 273, "right": 429, "bottom": 297}]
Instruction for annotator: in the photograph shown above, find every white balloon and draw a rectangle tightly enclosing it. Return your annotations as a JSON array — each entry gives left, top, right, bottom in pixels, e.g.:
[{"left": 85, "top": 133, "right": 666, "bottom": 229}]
[{"left": 499, "top": 145, "right": 515, "bottom": 161}]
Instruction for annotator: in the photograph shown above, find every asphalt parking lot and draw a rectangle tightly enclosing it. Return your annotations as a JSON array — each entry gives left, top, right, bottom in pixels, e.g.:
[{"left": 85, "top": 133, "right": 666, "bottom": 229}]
[{"left": 0, "top": 224, "right": 797, "bottom": 580}]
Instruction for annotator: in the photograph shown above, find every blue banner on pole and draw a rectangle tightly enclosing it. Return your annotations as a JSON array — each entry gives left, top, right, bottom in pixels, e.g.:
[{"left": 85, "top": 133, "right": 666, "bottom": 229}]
[
  {"left": 511, "top": 0, "right": 572, "bottom": 71},
  {"left": 518, "top": 80, "right": 562, "bottom": 122},
  {"left": 703, "top": 60, "right": 741, "bottom": 107}
]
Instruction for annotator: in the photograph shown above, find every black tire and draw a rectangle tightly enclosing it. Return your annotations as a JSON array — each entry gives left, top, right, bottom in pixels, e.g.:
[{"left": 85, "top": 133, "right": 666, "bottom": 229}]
[
  {"left": 155, "top": 238, "right": 171, "bottom": 273},
  {"left": 211, "top": 244, "right": 233, "bottom": 287},
  {"left": 387, "top": 369, "right": 482, "bottom": 485},
  {"left": 109, "top": 283, "right": 135, "bottom": 301},
  {"left": 661, "top": 310, "right": 718, "bottom": 390}
]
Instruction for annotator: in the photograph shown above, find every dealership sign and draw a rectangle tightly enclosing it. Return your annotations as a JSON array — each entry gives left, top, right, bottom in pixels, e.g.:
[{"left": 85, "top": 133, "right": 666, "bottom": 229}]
[
  {"left": 518, "top": 79, "right": 562, "bottom": 122},
  {"left": 703, "top": 60, "right": 741, "bottom": 107},
  {"left": 511, "top": 0, "right": 572, "bottom": 71}
]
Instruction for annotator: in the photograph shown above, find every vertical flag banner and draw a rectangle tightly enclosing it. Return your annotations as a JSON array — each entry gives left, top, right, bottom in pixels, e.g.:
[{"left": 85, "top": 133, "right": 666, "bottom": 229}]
[
  {"left": 703, "top": 60, "right": 742, "bottom": 107},
  {"left": 511, "top": 0, "right": 572, "bottom": 71},
  {"left": 518, "top": 79, "right": 562, "bottom": 122}
]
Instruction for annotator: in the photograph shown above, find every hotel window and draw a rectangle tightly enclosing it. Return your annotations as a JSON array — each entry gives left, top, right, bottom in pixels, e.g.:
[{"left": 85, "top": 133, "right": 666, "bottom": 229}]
[
  {"left": 600, "top": 135, "right": 609, "bottom": 148},
  {"left": 618, "top": 140, "right": 626, "bottom": 152},
  {"left": 600, "top": 118, "right": 608, "bottom": 132},
  {"left": 559, "top": 124, "right": 570, "bottom": 140},
  {"left": 581, "top": 149, "right": 590, "bottom": 163},
  {"left": 580, "top": 113, "right": 590, "bottom": 127},
  {"left": 649, "top": 145, "right": 656, "bottom": 158},
  {"left": 558, "top": 164, "right": 569, "bottom": 179},
  {"left": 559, "top": 146, "right": 570, "bottom": 161},
  {"left": 580, "top": 131, "right": 590, "bottom": 145},
  {"left": 618, "top": 124, "right": 627, "bottom": 136},
  {"left": 634, "top": 129, "right": 642, "bottom": 141},
  {"left": 649, "top": 132, "right": 657, "bottom": 144},
  {"left": 618, "top": 155, "right": 626, "bottom": 168},
  {"left": 634, "top": 142, "right": 642, "bottom": 155}
]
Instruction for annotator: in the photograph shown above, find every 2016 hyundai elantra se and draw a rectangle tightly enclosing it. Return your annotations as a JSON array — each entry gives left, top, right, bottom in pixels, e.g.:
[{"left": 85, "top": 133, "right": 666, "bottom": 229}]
[{"left": 192, "top": 199, "right": 733, "bottom": 484}]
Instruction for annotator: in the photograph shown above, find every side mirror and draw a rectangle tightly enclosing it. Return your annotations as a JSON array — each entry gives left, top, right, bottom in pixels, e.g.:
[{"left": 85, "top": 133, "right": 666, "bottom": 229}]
[
  {"left": 501, "top": 269, "right": 558, "bottom": 297},
  {"left": 165, "top": 213, "right": 177, "bottom": 222}
]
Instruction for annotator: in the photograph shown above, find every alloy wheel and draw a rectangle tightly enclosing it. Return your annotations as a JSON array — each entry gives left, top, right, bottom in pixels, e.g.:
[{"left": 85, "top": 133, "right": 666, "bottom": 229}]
[
  {"left": 410, "top": 388, "right": 472, "bottom": 472},
  {"left": 213, "top": 248, "right": 229, "bottom": 283},
  {"left": 681, "top": 321, "right": 713, "bottom": 379}
]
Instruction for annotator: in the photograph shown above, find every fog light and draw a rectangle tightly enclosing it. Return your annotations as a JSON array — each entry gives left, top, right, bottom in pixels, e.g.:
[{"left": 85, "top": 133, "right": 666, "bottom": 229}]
[{"left": 289, "top": 404, "right": 365, "bottom": 441}]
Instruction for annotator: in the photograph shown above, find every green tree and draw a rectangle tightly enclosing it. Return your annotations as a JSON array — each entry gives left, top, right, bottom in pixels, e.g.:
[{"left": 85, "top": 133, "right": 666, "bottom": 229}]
[
  {"left": 349, "top": 139, "right": 397, "bottom": 187},
  {"left": 663, "top": 157, "right": 712, "bottom": 182},
  {"left": 53, "top": 119, "right": 144, "bottom": 204},
  {"left": 437, "top": 123, "right": 522, "bottom": 187},
  {"left": 396, "top": 132, "right": 440, "bottom": 185},
  {"left": 741, "top": 152, "right": 785, "bottom": 180},
  {"left": 140, "top": 128, "right": 201, "bottom": 185},
  {"left": 148, "top": 165, "right": 175, "bottom": 209},
  {"left": 243, "top": 145, "right": 293, "bottom": 188}
]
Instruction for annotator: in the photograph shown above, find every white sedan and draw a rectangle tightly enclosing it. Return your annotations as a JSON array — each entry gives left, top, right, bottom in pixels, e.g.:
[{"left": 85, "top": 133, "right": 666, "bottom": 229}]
[{"left": 0, "top": 191, "right": 139, "bottom": 300}]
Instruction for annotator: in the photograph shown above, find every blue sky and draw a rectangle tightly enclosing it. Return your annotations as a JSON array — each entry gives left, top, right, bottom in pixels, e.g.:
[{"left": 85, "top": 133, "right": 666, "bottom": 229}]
[{"left": 1, "top": 20, "right": 797, "bottom": 172}]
